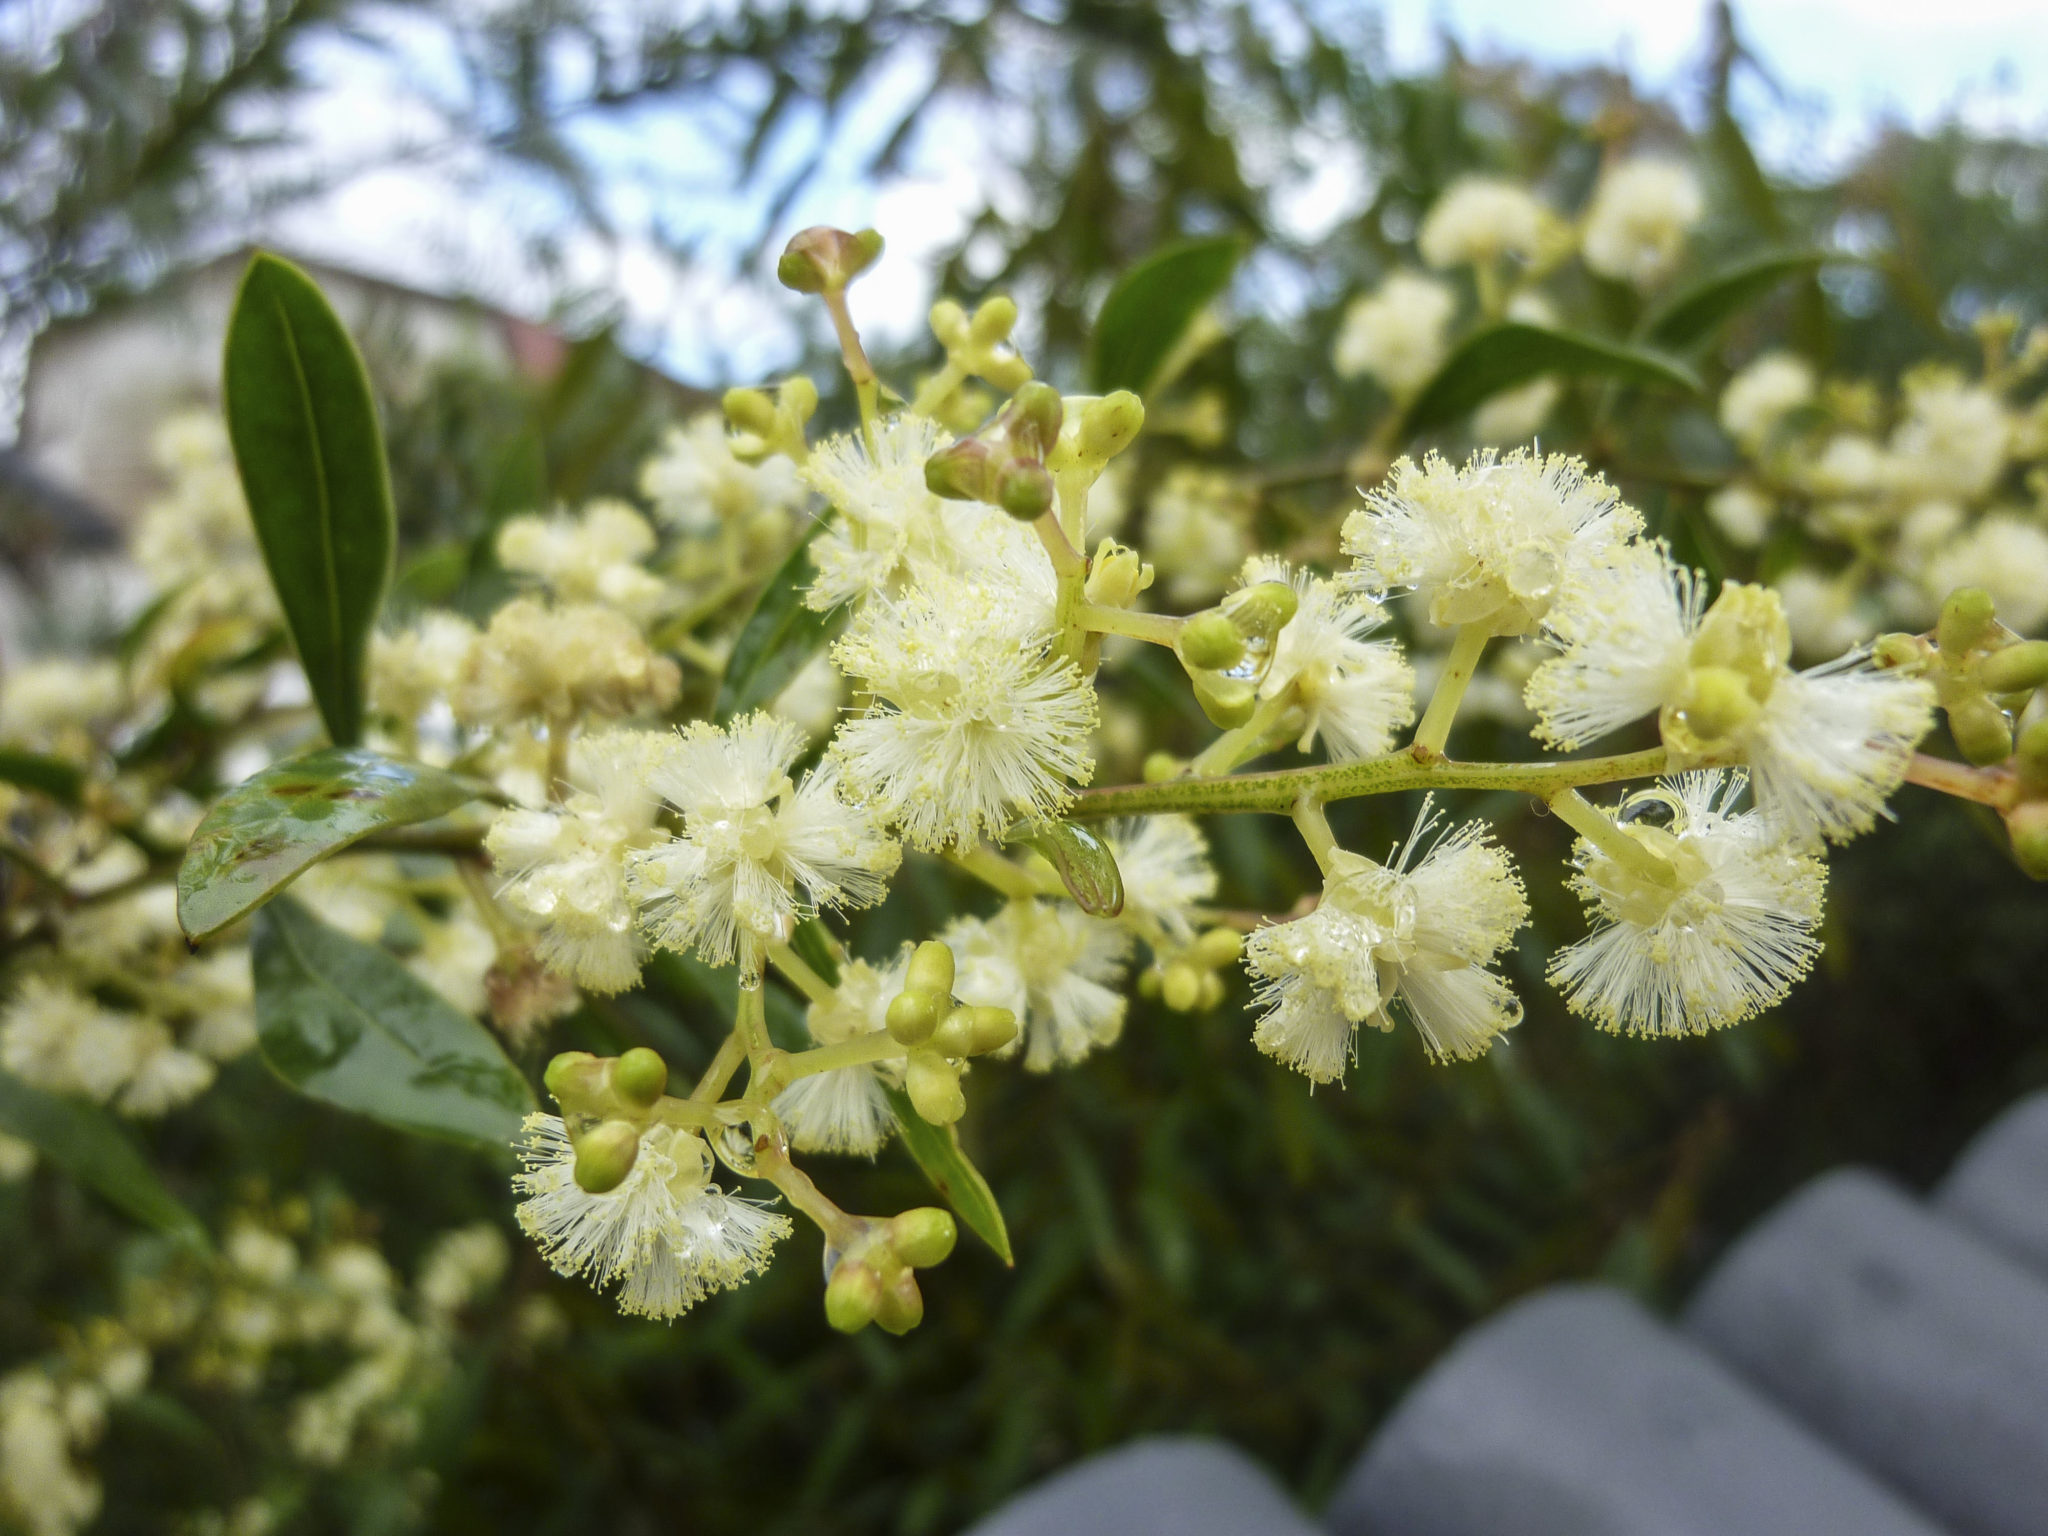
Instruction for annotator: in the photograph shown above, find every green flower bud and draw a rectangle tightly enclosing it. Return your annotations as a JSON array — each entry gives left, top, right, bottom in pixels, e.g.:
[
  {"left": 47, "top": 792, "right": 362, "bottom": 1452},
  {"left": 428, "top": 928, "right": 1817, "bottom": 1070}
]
[
  {"left": 886, "top": 989, "right": 943, "bottom": 1047},
  {"left": 572, "top": 1121, "right": 642, "bottom": 1195},
  {"left": 1137, "top": 967, "right": 1163, "bottom": 999},
  {"left": 925, "top": 438, "right": 995, "bottom": 503},
  {"left": 2008, "top": 801, "right": 2048, "bottom": 880},
  {"left": 1178, "top": 612, "right": 1245, "bottom": 672},
  {"left": 722, "top": 387, "right": 777, "bottom": 435},
  {"left": 888, "top": 1207, "right": 958, "bottom": 1269},
  {"left": 780, "top": 376, "right": 819, "bottom": 421},
  {"left": 1873, "top": 632, "right": 1931, "bottom": 673},
  {"left": 906, "top": 1054, "right": 966, "bottom": 1126},
  {"left": 611, "top": 1047, "right": 668, "bottom": 1109},
  {"left": 1222, "top": 580, "right": 1299, "bottom": 640},
  {"left": 906, "top": 940, "right": 956, "bottom": 1001},
  {"left": 1197, "top": 970, "right": 1226, "bottom": 1011},
  {"left": 969, "top": 295, "right": 1018, "bottom": 346},
  {"left": 1161, "top": 963, "right": 1202, "bottom": 1013},
  {"left": 776, "top": 226, "right": 884, "bottom": 293},
  {"left": 2015, "top": 718, "right": 2048, "bottom": 791},
  {"left": 1193, "top": 927, "right": 1243, "bottom": 967},
  {"left": 1191, "top": 671, "right": 1258, "bottom": 729},
  {"left": 1142, "top": 752, "right": 1185, "bottom": 783},
  {"left": 929, "top": 298, "right": 970, "bottom": 347},
  {"left": 968, "top": 1006, "right": 1018, "bottom": 1056},
  {"left": 825, "top": 1262, "right": 882, "bottom": 1333},
  {"left": 543, "top": 1051, "right": 605, "bottom": 1114},
  {"left": 1947, "top": 693, "right": 2014, "bottom": 766},
  {"left": 1008, "top": 381, "right": 1064, "bottom": 458},
  {"left": 1978, "top": 640, "right": 2048, "bottom": 695},
  {"left": 1084, "top": 541, "right": 1151, "bottom": 609},
  {"left": 928, "top": 1006, "right": 977, "bottom": 1058},
  {"left": 996, "top": 458, "right": 1055, "bottom": 521},
  {"left": 1078, "top": 391, "right": 1145, "bottom": 462},
  {"left": 1937, "top": 587, "right": 2000, "bottom": 657},
  {"left": 983, "top": 354, "right": 1034, "bottom": 392},
  {"left": 543, "top": 1051, "right": 596, "bottom": 1102},
  {"left": 873, "top": 1269, "right": 925, "bottom": 1335}
]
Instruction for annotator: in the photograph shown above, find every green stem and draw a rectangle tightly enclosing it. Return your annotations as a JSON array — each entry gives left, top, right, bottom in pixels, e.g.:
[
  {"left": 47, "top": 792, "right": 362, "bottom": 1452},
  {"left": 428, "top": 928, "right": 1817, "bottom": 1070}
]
[
  {"left": 690, "top": 1029, "right": 747, "bottom": 1103},
  {"left": 1546, "top": 788, "right": 1675, "bottom": 885},
  {"left": 648, "top": 1097, "right": 723, "bottom": 1131},
  {"left": 1190, "top": 687, "right": 1299, "bottom": 777},
  {"left": 822, "top": 288, "right": 880, "bottom": 456},
  {"left": 753, "top": 1137, "right": 857, "bottom": 1246},
  {"left": 947, "top": 845, "right": 1046, "bottom": 900},
  {"left": 1075, "top": 603, "right": 1183, "bottom": 647},
  {"left": 766, "top": 942, "right": 836, "bottom": 1006},
  {"left": 777, "top": 1031, "right": 907, "bottom": 1083},
  {"left": 1411, "top": 623, "right": 1491, "bottom": 760},
  {"left": 1290, "top": 797, "right": 1339, "bottom": 875},
  {"left": 736, "top": 978, "right": 772, "bottom": 1065},
  {"left": 1067, "top": 745, "right": 1676, "bottom": 821},
  {"left": 1035, "top": 511, "right": 1088, "bottom": 668},
  {"left": 908, "top": 357, "right": 967, "bottom": 418}
]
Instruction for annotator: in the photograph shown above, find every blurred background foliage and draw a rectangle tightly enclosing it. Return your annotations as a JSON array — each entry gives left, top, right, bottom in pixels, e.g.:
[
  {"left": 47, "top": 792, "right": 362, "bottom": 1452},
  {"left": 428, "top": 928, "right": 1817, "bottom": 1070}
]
[{"left": 4, "top": 2, "right": 2048, "bottom": 1533}]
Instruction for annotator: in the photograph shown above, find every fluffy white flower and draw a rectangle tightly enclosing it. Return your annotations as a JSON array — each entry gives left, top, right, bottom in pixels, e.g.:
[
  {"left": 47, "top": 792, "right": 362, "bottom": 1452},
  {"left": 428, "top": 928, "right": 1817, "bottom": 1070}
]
[
  {"left": 1145, "top": 467, "right": 1256, "bottom": 605},
  {"left": 640, "top": 414, "right": 804, "bottom": 535},
  {"left": 1924, "top": 514, "right": 2048, "bottom": 634},
  {"left": 625, "top": 714, "right": 899, "bottom": 976},
  {"left": 1719, "top": 353, "right": 1815, "bottom": 449},
  {"left": 457, "top": 599, "right": 679, "bottom": 728},
  {"left": 1246, "top": 809, "right": 1528, "bottom": 1078},
  {"left": 0, "top": 659, "right": 123, "bottom": 752},
  {"left": 1332, "top": 271, "right": 1457, "bottom": 395},
  {"left": 949, "top": 900, "right": 1132, "bottom": 1072},
  {"left": 830, "top": 573, "right": 1096, "bottom": 850},
  {"left": 1103, "top": 816, "right": 1216, "bottom": 947},
  {"left": 1418, "top": 177, "right": 1551, "bottom": 269},
  {"left": 1527, "top": 558, "right": 1935, "bottom": 842},
  {"left": 770, "top": 649, "right": 845, "bottom": 739},
  {"left": 1775, "top": 568, "right": 1880, "bottom": 659},
  {"left": 0, "top": 1369, "right": 102, "bottom": 1536},
  {"left": 1242, "top": 559, "right": 1416, "bottom": 758},
  {"left": 0, "top": 977, "right": 145, "bottom": 1103},
  {"left": 484, "top": 730, "right": 671, "bottom": 992},
  {"left": 1579, "top": 158, "right": 1704, "bottom": 286},
  {"left": 513, "top": 1115, "right": 789, "bottom": 1320},
  {"left": 496, "top": 500, "right": 669, "bottom": 624},
  {"left": 1550, "top": 772, "right": 1826, "bottom": 1036},
  {"left": 114, "top": 1022, "right": 215, "bottom": 1117},
  {"left": 1345, "top": 450, "right": 1641, "bottom": 636},
  {"left": 1802, "top": 434, "right": 1889, "bottom": 498},
  {"left": 1706, "top": 483, "right": 1775, "bottom": 548},
  {"left": 1888, "top": 373, "right": 2011, "bottom": 502},
  {"left": 371, "top": 614, "right": 478, "bottom": 729},
  {"left": 772, "top": 954, "right": 907, "bottom": 1156}
]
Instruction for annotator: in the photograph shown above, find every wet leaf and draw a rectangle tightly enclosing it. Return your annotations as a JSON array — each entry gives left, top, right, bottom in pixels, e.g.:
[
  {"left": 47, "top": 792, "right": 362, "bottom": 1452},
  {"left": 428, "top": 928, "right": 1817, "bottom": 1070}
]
[
  {"left": 179, "top": 747, "right": 489, "bottom": 941},
  {"left": 1089, "top": 235, "right": 1244, "bottom": 396},
  {"left": 1023, "top": 820, "right": 1124, "bottom": 916},
  {"left": 252, "top": 897, "right": 534, "bottom": 1149},
  {"left": 1641, "top": 250, "right": 1828, "bottom": 351},
  {"left": 222, "top": 251, "right": 395, "bottom": 746},
  {"left": 0, "top": 1071, "right": 208, "bottom": 1249},
  {"left": 1400, "top": 322, "right": 1702, "bottom": 437},
  {"left": 714, "top": 517, "right": 843, "bottom": 724},
  {"left": 884, "top": 1085, "right": 1013, "bottom": 1266}
]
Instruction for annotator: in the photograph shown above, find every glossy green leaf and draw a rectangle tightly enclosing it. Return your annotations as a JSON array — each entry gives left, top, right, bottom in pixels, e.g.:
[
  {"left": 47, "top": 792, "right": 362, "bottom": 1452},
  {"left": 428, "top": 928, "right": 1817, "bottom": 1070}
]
[
  {"left": 0, "top": 749, "right": 84, "bottom": 806},
  {"left": 884, "top": 1085, "right": 1013, "bottom": 1266},
  {"left": 252, "top": 897, "right": 534, "bottom": 1149},
  {"left": 178, "top": 746, "right": 489, "bottom": 941},
  {"left": 0, "top": 1071, "right": 208, "bottom": 1249},
  {"left": 222, "top": 251, "right": 396, "bottom": 746},
  {"left": 714, "top": 517, "right": 843, "bottom": 724},
  {"left": 1022, "top": 821, "right": 1124, "bottom": 917},
  {"left": 1640, "top": 251, "right": 1829, "bottom": 351},
  {"left": 1088, "top": 235, "right": 1244, "bottom": 396},
  {"left": 1400, "top": 322, "right": 1702, "bottom": 437}
]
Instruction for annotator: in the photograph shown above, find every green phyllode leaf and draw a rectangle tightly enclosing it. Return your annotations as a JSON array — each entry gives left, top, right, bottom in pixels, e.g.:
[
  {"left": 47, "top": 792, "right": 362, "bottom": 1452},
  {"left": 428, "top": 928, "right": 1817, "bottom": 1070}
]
[
  {"left": 252, "top": 897, "right": 534, "bottom": 1150},
  {"left": 179, "top": 746, "right": 489, "bottom": 941},
  {"left": 1640, "top": 250, "right": 1830, "bottom": 351},
  {"left": 884, "top": 1084, "right": 1013, "bottom": 1266},
  {"left": 714, "top": 516, "right": 845, "bottom": 724},
  {"left": 222, "top": 251, "right": 396, "bottom": 747},
  {"left": 1088, "top": 235, "right": 1245, "bottom": 396},
  {"left": 1401, "top": 321, "right": 1702, "bottom": 438},
  {"left": 0, "top": 1071, "right": 208, "bottom": 1249}
]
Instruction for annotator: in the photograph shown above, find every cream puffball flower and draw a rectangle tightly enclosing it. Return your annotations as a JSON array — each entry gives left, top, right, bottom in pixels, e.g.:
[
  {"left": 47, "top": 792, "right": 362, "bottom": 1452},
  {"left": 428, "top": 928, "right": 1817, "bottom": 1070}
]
[
  {"left": 1418, "top": 177, "right": 1551, "bottom": 269},
  {"left": 801, "top": 414, "right": 951, "bottom": 610},
  {"left": 370, "top": 613, "right": 478, "bottom": 728},
  {"left": 1146, "top": 466, "right": 1256, "bottom": 605},
  {"left": 1241, "top": 558, "right": 1416, "bottom": 760},
  {"left": 1924, "top": 514, "right": 2048, "bottom": 634},
  {"left": 1719, "top": 353, "right": 1815, "bottom": 449},
  {"left": 457, "top": 598, "right": 679, "bottom": 728},
  {"left": 496, "top": 500, "right": 669, "bottom": 624},
  {"left": 1549, "top": 772, "right": 1825, "bottom": 1037},
  {"left": 830, "top": 573, "right": 1097, "bottom": 851},
  {"left": 1333, "top": 271, "right": 1457, "bottom": 395},
  {"left": 1525, "top": 551, "right": 1936, "bottom": 843},
  {"left": 624, "top": 714, "right": 899, "bottom": 978},
  {"left": 1344, "top": 450, "right": 1642, "bottom": 636},
  {"left": 640, "top": 413, "right": 804, "bottom": 535},
  {"left": 1579, "top": 158, "right": 1704, "bottom": 286},
  {"left": 1245, "top": 808, "right": 1529, "bottom": 1080},
  {"left": 513, "top": 1115, "right": 790, "bottom": 1320},
  {"left": 948, "top": 900, "right": 1132, "bottom": 1072},
  {"left": 772, "top": 954, "right": 907, "bottom": 1157},
  {"left": 484, "top": 730, "right": 672, "bottom": 993},
  {"left": 1103, "top": 816, "right": 1216, "bottom": 948},
  {"left": 1887, "top": 372, "right": 2011, "bottom": 502}
]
